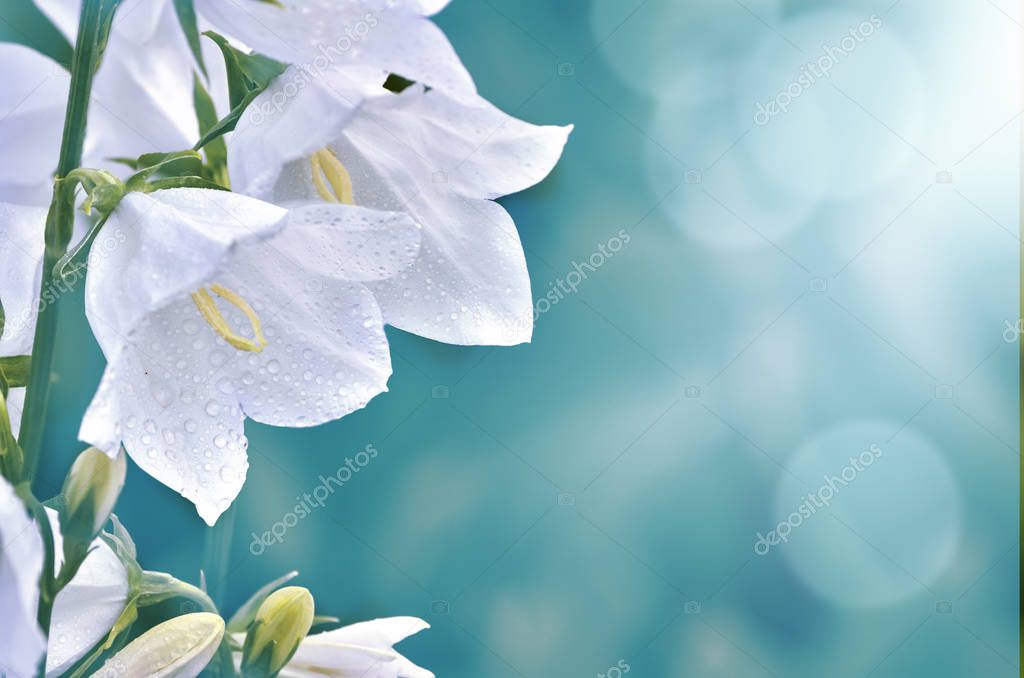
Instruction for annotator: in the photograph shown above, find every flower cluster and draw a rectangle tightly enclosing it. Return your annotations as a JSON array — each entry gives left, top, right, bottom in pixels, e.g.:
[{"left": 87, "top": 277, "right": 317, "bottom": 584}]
[{"left": 0, "top": 0, "right": 570, "bottom": 676}]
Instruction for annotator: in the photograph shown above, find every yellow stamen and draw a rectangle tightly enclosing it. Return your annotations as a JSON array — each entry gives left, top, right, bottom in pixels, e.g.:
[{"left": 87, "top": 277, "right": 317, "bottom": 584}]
[
  {"left": 191, "top": 284, "right": 267, "bottom": 353},
  {"left": 310, "top": 148, "right": 355, "bottom": 205}
]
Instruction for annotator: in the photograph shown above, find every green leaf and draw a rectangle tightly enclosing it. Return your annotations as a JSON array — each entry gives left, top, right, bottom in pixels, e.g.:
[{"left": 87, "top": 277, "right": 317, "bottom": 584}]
[
  {"left": 0, "top": 356, "right": 31, "bottom": 388},
  {"left": 193, "top": 87, "right": 263, "bottom": 152},
  {"left": 0, "top": 391, "right": 24, "bottom": 483},
  {"left": 193, "top": 73, "right": 230, "bottom": 187},
  {"left": 0, "top": 294, "right": 4, "bottom": 341},
  {"left": 227, "top": 570, "right": 298, "bottom": 633},
  {"left": 173, "top": 0, "right": 207, "bottom": 77},
  {"left": 204, "top": 30, "right": 285, "bottom": 109}
]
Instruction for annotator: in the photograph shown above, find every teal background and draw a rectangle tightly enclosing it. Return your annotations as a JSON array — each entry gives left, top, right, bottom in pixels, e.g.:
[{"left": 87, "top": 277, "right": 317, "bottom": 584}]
[{"left": 1, "top": 0, "right": 1020, "bottom": 676}]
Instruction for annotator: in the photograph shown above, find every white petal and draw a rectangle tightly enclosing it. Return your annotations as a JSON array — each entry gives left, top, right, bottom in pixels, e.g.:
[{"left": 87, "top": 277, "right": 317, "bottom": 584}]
[
  {"left": 215, "top": 238, "right": 394, "bottom": 427},
  {"left": 0, "top": 202, "right": 47, "bottom": 356},
  {"left": 376, "top": 87, "right": 573, "bottom": 200},
  {"left": 229, "top": 67, "right": 380, "bottom": 199},
  {"left": 36, "top": 0, "right": 209, "bottom": 170},
  {"left": 0, "top": 476, "right": 45, "bottom": 678},
  {"left": 283, "top": 617, "right": 433, "bottom": 678},
  {"left": 368, "top": 197, "right": 533, "bottom": 346},
  {"left": 43, "top": 508, "right": 131, "bottom": 677},
  {"left": 80, "top": 309, "right": 250, "bottom": 526},
  {"left": 84, "top": 189, "right": 286, "bottom": 360},
  {"left": 195, "top": 0, "right": 474, "bottom": 96},
  {"left": 0, "top": 44, "right": 68, "bottom": 199},
  {"left": 274, "top": 204, "right": 421, "bottom": 282},
  {"left": 85, "top": 0, "right": 204, "bottom": 167}
]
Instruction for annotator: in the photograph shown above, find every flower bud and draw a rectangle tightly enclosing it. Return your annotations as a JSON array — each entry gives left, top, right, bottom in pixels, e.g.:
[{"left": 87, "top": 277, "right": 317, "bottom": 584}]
[
  {"left": 96, "top": 612, "right": 225, "bottom": 678},
  {"left": 62, "top": 447, "right": 126, "bottom": 539},
  {"left": 242, "top": 586, "right": 315, "bottom": 677}
]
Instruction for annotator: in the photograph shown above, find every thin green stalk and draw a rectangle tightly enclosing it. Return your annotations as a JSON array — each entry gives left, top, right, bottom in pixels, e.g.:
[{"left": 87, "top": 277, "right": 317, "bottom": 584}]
[
  {"left": 20, "top": 0, "right": 122, "bottom": 483},
  {"left": 203, "top": 502, "right": 238, "bottom": 609}
]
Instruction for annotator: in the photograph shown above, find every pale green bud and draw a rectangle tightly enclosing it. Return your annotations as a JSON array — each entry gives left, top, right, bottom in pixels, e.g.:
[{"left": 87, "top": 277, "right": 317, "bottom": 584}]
[
  {"left": 96, "top": 612, "right": 225, "bottom": 678},
  {"left": 241, "top": 586, "right": 315, "bottom": 677},
  {"left": 63, "top": 447, "right": 126, "bottom": 539}
]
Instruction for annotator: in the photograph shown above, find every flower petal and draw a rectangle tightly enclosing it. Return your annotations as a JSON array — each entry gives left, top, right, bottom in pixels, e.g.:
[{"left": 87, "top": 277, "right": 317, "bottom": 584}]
[
  {"left": 0, "top": 44, "right": 68, "bottom": 201},
  {"left": 368, "top": 197, "right": 533, "bottom": 346},
  {"left": 229, "top": 67, "right": 380, "bottom": 199},
  {"left": 273, "top": 204, "right": 421, "bottom": 282},
  {"left": 79, "top": 305, "right": 250, "bottom": 526},
  {"left": 84, "top": 189, "right": 286, "bottom": 361},
  {"left": 0, "top": 476, "right": 45, "bottom": 678},
  {"left": 214, "top": 238, "right": 393, "bottom": 427},
  {"left": 0, "top": 202, "right": 47, "bottom": 356},
  {"left": 283, "top": 617, "right": 433, "bottom": 678},
  {"left": 195, "top": 0, "right": 474, "bottom": 96},
  {"left": 43, "top": 508, "right": 131, "bottom": 677},
  {"left": 374, "top": 87, "right": 573, "bottom": 200}
]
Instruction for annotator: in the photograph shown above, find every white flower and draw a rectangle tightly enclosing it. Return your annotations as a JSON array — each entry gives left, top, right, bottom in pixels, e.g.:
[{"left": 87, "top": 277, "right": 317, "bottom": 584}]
[
  {"left": 81, "top": 187, "right": 419, "bottom": 524},
  {"left": 0, "top": 478, "right": 132, "bottom": 678},
  {"left": 252, "top": 616, "right": 433, "bottom": 678},
  {"left": 0, "top": 0, "right": 227, "bottom": 202},
  {"left": 33, "top": 0, "right": 228, "bottom": 166},
  {"left": 230, "top": 69, "right": 571, "bottom": 345},
  {"left": 0, "top": 202, "right": 48, "bottom": 437},
  {"left": 196, "top": 0, "right": 473, "bottom": 98},
  {"left": 42, "top": 507, "right": 131, "bottom": 677},
  {"left": 0, "top": 475, "right": 45, "bottom": 678}
]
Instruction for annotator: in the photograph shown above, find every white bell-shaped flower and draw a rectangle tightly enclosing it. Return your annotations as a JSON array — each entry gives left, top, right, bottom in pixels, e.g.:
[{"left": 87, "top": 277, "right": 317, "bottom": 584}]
[
  {"left": 229, "top": 68, "right": 571, "bottom": 345},
  {"left": 42, "top": 507, "right": 131, "bottom": 677},
  {"left": 81, "top": 188, "right": 419, "bottom": 524},
  {"left": 0, "top": 476, "right": 45, "bottom": 678},
  {"left": 32, "top": 0, "right": 229, "bottom": 169}
]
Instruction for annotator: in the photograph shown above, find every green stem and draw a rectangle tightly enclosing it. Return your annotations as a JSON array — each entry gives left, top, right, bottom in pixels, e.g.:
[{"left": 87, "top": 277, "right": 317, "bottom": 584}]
[
  {"left": 20, "top": 0, "right": 122, "bottom": 483},
  {"left": 202, "top": 502, "right": 238, "bottom": 609}
]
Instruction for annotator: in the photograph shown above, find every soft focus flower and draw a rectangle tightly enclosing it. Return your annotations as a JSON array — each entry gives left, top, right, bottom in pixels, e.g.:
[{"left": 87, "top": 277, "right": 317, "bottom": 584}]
[
  {"left": 0, "top": 475, "right": 45, "bottom": 678},
  {"left": 230, "top": 69, "right": 572, "bottom": 345},
  {"left": 96, "top": 612, "right": 225, "bottom": 678},
  {"left": 0, "top": 202, "right": 47, "bottom": 437},
  {"left": 32, "top": 0, "right": 228, "bottom": 169},
  {"left": 43, "top": 507, "right": 131, "bottom": 677},
  {"left": 80, "top": 187, "right": 420, "bottom": 524},
  {"left": 279, "top": 616, "right": 433, "bottom": 678},
  {"left": 196, "top": 0, "right": 473, "bottom": 99}
]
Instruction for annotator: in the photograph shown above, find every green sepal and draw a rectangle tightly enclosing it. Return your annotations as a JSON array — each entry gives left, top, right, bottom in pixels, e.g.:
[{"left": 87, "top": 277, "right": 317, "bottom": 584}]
[
  {"left": 227, "top": 570, "right": 298, "bottom": 633},
  {"left": 125, "top": 150, "right": 206, "bottom": 191},
  {"left": 143, "top": 176, "right": 231, "bottom": 192},
  {"left": 173, "top": 0, "right": 207, "bottom": 77},
  {"left": 193, "top": 31, "right": 285, "bottom": 152},
  {"left": 0, "top": 391, "right": 25, "bottom": 482}
]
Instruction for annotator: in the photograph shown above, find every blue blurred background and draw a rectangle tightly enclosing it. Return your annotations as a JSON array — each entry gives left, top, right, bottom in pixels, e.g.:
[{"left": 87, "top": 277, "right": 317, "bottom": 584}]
[{"left": 1, "top": 0, "right": 1019, "bottom": 676}]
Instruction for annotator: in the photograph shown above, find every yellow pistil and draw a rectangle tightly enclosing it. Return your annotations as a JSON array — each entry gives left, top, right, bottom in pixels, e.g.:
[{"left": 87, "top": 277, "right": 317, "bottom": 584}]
[
  {"left": 191, "top": 284, "right": 268, "bottom": 353},
  {"left": 310, "top": 148, "right": 355, "bottom": 205}
]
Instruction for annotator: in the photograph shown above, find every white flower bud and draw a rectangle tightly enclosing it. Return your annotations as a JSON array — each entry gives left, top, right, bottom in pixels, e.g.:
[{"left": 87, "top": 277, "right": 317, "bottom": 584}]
[{"left": 96, "top": 612, "right": 225, "bottom": 678}]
